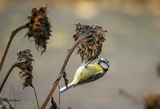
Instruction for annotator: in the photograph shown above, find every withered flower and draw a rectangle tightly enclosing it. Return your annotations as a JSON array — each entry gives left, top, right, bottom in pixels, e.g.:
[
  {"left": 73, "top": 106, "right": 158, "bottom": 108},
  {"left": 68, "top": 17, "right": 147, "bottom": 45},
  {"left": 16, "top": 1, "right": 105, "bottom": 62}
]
[
  {"left": 144, "top": 92, "right": 160, "bottom": 109},
  {"left": 26, "top": 5, "right": 52, "bottom": 54},
  {"left": 73, "top": 23, "right": 107, "bottom": 64},
  {"left": 16, "top": 49, "right": 34, "bottom": 88},
  {"left": 50, "top": 97, "right": 58, "bottom": 109}
]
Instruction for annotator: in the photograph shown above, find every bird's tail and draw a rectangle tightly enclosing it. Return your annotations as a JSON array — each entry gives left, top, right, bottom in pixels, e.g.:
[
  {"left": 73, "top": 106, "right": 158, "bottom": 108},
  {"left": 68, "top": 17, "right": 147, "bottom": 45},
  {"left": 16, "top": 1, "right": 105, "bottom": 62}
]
[{"left": 60, "top": 83, "right": 73, "bottom": 93}]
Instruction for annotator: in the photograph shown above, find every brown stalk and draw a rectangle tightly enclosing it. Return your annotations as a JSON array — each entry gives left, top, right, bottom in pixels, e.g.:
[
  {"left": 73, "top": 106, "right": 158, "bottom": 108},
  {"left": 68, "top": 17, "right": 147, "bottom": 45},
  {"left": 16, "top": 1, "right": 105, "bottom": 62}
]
[
  {"left": 33, "top": 87, "right": 40, "bottom": 109},
  {"left": 0, "top": 62, "right": 17, "bottom": 93},
  {"left": 41, "top": 36, "right": 86, "bottom": 109},
  {"left": 0, "top": 59, "right": 27, "bottom": 93},
  {"left": 0, "top": 24, "right": 28, "bottom": 73}
]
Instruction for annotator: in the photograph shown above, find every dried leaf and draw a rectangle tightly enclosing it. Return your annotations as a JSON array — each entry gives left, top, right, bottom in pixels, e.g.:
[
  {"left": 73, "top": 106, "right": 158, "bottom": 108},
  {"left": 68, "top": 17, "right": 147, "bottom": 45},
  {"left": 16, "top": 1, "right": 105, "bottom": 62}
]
[
  {"left": 50, "top": 97, "right": 58, "bottom": 109},
  {"left": 63, "top": 71, "right": 69, "bottom": 88}
]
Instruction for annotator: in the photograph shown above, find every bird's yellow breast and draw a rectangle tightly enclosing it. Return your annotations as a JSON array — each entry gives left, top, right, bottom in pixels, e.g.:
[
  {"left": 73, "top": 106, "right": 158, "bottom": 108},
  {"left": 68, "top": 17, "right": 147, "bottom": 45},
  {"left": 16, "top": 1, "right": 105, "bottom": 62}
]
[{"left": 72, "top": 63, "right": 103, "bottom": 84}]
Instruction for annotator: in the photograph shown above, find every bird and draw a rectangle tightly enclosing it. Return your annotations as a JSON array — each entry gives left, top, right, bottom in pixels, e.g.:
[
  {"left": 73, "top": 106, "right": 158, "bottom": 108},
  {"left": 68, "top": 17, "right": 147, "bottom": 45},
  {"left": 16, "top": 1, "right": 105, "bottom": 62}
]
[{"left": 60, "top": 58, "right": 109, "bottom": 93}]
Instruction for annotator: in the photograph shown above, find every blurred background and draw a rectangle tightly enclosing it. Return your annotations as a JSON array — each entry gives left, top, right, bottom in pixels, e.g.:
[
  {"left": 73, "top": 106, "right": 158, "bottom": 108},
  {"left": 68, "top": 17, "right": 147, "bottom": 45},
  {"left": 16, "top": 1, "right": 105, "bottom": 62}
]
[{"left": 0, "top": 0, "right": 160, "bottom": 109}]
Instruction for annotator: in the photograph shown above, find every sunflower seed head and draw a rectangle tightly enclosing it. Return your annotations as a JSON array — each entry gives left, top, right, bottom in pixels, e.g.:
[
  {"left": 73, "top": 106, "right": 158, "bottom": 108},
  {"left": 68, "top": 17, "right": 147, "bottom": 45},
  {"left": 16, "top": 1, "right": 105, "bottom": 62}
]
[
  {"left": 26, "top": 4, "right": 52, "bottom": 54},
  {"left": 73, "top": 23, "right": 107, "bottom": 64},
  {"left": 16, "top": 49, "right": 34, "bottom": 88}
]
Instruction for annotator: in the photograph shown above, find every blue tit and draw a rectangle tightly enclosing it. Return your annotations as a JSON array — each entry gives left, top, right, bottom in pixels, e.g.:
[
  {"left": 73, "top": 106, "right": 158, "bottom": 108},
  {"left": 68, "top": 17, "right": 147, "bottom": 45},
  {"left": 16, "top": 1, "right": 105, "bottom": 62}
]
[{"left": 60, "top": 58, "right": 109, "bottom": 93}]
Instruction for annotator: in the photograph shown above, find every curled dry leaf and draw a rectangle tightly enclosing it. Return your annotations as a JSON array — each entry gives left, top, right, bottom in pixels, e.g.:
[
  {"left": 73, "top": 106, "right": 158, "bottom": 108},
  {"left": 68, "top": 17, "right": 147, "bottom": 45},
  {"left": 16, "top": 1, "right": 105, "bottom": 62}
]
[
  {"left": 50, "top": 97, "right": 58, "bottom": 109},
  {"left": 63, "top": 71, "right": 69, "bottom": 88},
  {"left": 26, "top": 4, "right": 52, "bottom": 54},
  {"left": 16, "top": 49, "right": 34, "bottom": 89},
  {"left": 73, "top": 23, "right": 107, "bottom": 64}
]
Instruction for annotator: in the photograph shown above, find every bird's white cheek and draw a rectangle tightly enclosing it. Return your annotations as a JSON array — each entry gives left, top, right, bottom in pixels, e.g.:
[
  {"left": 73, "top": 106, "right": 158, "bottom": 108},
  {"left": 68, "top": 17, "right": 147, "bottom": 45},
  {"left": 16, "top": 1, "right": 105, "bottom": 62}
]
[{"left": 101, "top": 63, "right": 108, "bottom": 69}]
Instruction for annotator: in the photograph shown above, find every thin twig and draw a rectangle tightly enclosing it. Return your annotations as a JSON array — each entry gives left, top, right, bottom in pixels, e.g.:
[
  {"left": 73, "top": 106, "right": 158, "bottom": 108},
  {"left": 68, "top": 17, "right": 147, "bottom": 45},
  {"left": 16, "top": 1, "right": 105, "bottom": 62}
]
[
  {"left": 119, "top": 88, "right": 143, "bottom": 105},
  {"left": 0, "top": 63, "right": 17, "bottom": 93},
  {"left": 58, "top": 84, "right": 60, "bottom": 109},
  {"left": 0, "top": 24, "right": 28, "bottom": 73},
  {"left": 33, "top": 87, "right": 40, "bottom": 109},
  {"left": 41, "top": 36, "right": 86, "bottom": 109}
]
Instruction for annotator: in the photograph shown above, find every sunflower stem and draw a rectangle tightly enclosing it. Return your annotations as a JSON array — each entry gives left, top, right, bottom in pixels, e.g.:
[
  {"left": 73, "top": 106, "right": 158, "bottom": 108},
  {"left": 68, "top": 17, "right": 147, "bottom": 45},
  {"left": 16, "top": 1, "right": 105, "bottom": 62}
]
[
  {"left": 0, "top": 63, "right": 17, "bottom": 93},
  {"left": 41, "top": 35, "right": 86, "bottom": 109},
  {"left": 0, "top": 59, "right": 27, "bottom": 93},
  {"left": 0, "top": 24, "right": 28, "bottom": 73},
  {"left": 33, "top": 87, "right": 40, "bottom": 109}
]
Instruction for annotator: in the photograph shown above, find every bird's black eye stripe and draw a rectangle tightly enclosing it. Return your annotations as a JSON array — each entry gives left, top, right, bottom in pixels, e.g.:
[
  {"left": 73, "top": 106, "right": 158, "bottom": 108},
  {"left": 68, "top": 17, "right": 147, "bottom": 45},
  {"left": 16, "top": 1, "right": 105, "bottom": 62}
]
[
  {"left": 101, "top": 60, "right": 109, "bottom": 67},
  {"left": 102, "top": 60, "right": 107, "bottom": 64}
]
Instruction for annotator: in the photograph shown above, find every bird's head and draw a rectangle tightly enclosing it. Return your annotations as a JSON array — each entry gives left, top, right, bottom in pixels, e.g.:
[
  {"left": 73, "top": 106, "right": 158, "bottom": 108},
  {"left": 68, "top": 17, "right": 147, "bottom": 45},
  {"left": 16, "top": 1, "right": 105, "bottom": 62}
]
[{"left": 97, "top": 58, "right": 109, "bottom": 71}]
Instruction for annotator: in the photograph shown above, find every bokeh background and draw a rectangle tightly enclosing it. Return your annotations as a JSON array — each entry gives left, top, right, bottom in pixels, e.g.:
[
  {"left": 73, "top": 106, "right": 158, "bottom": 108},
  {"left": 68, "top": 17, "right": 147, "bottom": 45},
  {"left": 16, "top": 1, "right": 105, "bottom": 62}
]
[{"left": 0, "top": 0, "right": 160, "bottom": 109}]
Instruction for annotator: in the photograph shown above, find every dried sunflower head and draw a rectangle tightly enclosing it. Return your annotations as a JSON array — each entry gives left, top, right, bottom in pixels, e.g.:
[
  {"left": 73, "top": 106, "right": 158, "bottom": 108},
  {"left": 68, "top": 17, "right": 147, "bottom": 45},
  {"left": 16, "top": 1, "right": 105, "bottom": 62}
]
[
  {"left": 144, "top": 93, "right": 160, "bottom": 109},
  {"left": 26, "top": 4, "right": 52, "bottom": 54},
  {"left": 73, "top": 23, "right": 107, "bottom": 64},
  {"left": 16, "top": 49, "right": 34, "bottom": 88}
]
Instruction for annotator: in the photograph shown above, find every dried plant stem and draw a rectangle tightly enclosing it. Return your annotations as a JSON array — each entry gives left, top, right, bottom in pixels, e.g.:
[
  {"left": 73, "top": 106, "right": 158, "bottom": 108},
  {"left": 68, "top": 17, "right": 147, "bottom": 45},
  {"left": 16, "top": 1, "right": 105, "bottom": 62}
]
[
  {"left": 41, "top": 36, "right": 86, "bottom": 109},
  {"left": 0, "top": 63, "right": 16, "bottom": 93},
  {"left": 33, "top": 87, "right": 40, "bottom": 109},
  {"left": 0, "top": 59, "right": 26, "bottom": 93},
  {"left": 119, "top": 89, "right": 143, "bottom": 105},
  {"left": 0, "top": 24, "right": 28, "bottom": 73}
]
